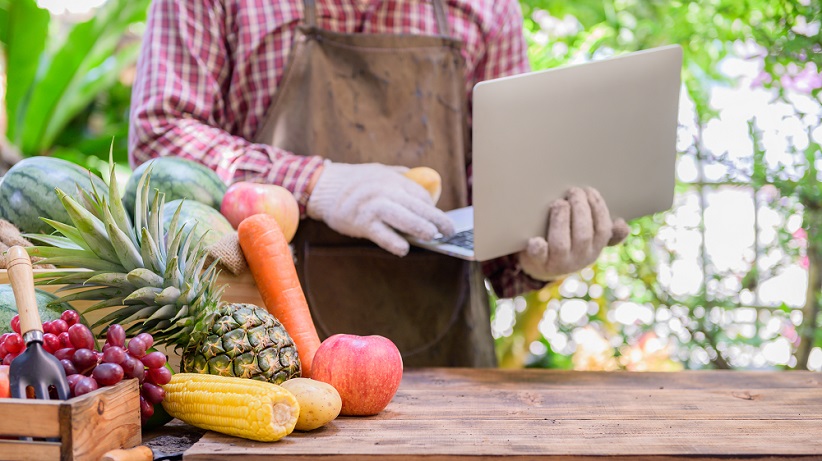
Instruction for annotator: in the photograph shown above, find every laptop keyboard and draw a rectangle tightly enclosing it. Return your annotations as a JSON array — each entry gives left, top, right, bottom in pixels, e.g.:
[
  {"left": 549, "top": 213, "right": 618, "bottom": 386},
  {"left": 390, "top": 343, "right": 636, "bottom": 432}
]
[{"left": 435, "top": 229, "right": 474, "bottom": 250}]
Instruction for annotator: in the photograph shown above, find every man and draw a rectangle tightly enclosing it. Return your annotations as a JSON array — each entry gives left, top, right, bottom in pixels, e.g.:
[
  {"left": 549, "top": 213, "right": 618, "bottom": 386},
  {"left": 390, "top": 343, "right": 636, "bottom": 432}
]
[{"left": 129, "top": 0, "right": 628, "bottom": 367}]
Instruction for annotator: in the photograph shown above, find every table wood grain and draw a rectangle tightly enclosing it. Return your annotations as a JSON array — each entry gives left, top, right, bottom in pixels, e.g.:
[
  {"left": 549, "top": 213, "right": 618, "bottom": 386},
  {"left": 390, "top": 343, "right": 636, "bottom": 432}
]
[{"left": 184, "top": 368, "right": 822, "bottom": 460}]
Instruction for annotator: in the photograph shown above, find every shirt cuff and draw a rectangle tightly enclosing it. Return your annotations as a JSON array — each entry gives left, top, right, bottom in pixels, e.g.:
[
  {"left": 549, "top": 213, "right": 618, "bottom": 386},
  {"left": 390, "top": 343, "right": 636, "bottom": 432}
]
[{"left": 481, "top": 254, "right": 548, "bottom": 299}]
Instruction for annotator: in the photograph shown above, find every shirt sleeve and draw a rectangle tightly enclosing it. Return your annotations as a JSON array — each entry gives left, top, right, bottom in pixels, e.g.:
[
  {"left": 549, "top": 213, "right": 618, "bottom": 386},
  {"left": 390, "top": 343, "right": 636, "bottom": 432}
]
[
  {"left": 128, "top": 0, "right": 322, "bottom": 214},
  {"left": 471, "top": 1, "right": 549, "bottom": 299}
]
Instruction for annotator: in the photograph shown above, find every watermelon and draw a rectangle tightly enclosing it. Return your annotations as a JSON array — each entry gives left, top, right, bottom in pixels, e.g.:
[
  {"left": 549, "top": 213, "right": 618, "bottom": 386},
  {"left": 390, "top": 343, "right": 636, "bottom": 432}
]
[
  {"left": 124, "top": 157, "right": 228, "bottom": 215},
  {"left": 0, "top": 285, "right": 82, "bottom": 334},
  {"left": 163, "top": 199, "right": 234, "bottom": 249},
  {"left": 0, "top": 157, "right": 109, "bottom": 234}
]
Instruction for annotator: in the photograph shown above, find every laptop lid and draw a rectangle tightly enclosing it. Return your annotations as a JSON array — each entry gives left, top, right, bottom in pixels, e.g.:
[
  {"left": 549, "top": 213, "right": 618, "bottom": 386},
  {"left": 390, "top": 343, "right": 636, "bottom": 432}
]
[{"left": 471, "top": 45, "right": 683, "bottom": 261}]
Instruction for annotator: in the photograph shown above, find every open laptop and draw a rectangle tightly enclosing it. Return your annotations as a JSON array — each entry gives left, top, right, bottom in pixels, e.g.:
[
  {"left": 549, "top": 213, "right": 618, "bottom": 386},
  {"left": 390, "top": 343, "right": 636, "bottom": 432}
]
[{"left": 408, "top": 45, "right": 683, "bottom": 261}]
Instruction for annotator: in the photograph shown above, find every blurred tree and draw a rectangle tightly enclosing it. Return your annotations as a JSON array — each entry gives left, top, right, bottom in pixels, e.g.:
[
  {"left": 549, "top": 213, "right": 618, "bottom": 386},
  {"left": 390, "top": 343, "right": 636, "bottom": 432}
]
[
  {"left": 499, "top": 0, "right": 822, "bottom": 370},
  {"left": 0, "top": 0, "right": 149, "bottom": 173}
]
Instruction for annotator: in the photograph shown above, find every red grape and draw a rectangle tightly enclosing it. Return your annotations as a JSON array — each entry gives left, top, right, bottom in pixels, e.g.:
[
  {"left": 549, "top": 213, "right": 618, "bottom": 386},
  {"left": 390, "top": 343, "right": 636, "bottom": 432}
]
[
  {"left": 54, "top": 347, "right": 76, "bottom": 361},
  {"left": 92, "top": 363, "right": 124, "bottom": 386},
  {"left": 42, "top": 321, "right": 55, "bottom": 335},
  {"left": 61, "top": 310, "right": 80, "bottom": 326},
  {"left": 122, "top": 355, "right": 145, "bottom": 382},
  {"left": 139, "top": 396, "right": 155, "bottom": 424},
  {"left": 135, "top": 333, "right": 154, "bottom": 349},
  {"left": 58, "top": 332, "right": 72, "bottom": 349},
  {"left": 66, "top": 374, "right": 83, "bottom": 394},
  {"left": 141, "top": 382, "right": 165, "bottom": 405},
  {"left": 127, "top": 338, "right": 147, "bottom": 358},
  {"left": 51, "top": 319, "right": 69, "bottom": 335},
  {"left": 141, "top": 351, "right": 166, "bottom": 369},
  {"left": 103, "top": 346, "right": 126, "bottom": 365},
  {"left": 60, "top": 359, "right": 78, "bottom": 376},
  {"left": 146, "top": 366, "right": 172, "bottom": 386},
  {"left": 72, "top": 348, "right": 98, "bottom": 374},
  {"left": 43, "top": 333, "right": 61, "bottom": 354},
  {"left": 68, "top": 324, "right": 95, "bottom": 350},
  {"left": 10, "top": 315, "right": 20, "bottom": 334},
  {"left": 106, "top": 324, "right": 126, "bottom": 348},
  {"left": 4, "top": 333, "right": 24, "bottom": 354},
  {"left": 74, "top": 376, "right": 99, "bottom": 396},
  {"left": 2, "top": 351, "right": 20, "bottom": 365}
]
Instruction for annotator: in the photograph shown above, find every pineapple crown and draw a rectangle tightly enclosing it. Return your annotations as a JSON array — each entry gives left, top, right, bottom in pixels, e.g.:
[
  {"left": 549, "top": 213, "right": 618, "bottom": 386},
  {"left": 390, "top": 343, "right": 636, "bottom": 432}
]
[{"left": 26, "top": 150, "right": 224, "bottom": 348}]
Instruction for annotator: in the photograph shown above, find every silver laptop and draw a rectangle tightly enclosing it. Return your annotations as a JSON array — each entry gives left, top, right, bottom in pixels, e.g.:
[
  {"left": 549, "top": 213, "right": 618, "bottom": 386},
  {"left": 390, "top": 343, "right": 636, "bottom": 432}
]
[{"left": 409, "top": 45, "right": 683, "bottom": 261}]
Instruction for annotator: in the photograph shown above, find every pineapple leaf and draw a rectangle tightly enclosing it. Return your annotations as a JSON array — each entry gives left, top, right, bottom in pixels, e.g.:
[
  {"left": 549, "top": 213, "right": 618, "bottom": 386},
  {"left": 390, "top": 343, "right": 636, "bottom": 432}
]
[
  {"left": 165, "top": 224, "right": 186, "bottom": 271},
  {"left": 155, "top": 286, "right": 181, "bottom": 306},
  {"left": 148, "top": 189, "right": 166, "bottom": 261},
  {"left": 165, "top": 200, "right": 184, "bottom": 250},
  {"left": 163, "top": 255, "right": 183, "bottom": 289},
  {"left": 33, "top": 270, "right": 105, "bottom": 284},
  {"left": 127, "top": 268, "right": 165, "bottom": 288},
  {"left": 124, "top": 286, "right": 163, "bottom": 305},
  {"left": 54, "top": 287, "right": 129, "bottom": 303},
  {"left": 92, "top": 304, "right": 147, "bottom": 330},
  {"left": 121, "top": 305, "right": 162, "bottom": 326},
  {"left": 38, "top": 218, "right": 91, "bottom": 251},
  {"left": 147, "top": 303, "right": 176, "bottom": 321},
  {"left": 77, "top": 184, "right": 104, "bottom": 221},
  {"left": 140, "top": 227, "right": 162, "bottom": 274},
  {"left": 56, "top": 187, "right": 120, "bottom": 264},
  {"left": 81, "top": 297, "right": 127, "bottom": 314},
  {"left": 28, "top": 246, "right": 102, "bottom": 260},
  {"left": 86, "top": 272, "right": 134, "bottom": 288},
  {"left": 31, "top": 256, "right": 123, "bottom": 271},
  {"left": 133, "top": 161, "right": 154, "bottom": 244},
  {"left": 106, "top": 157, "right": 137, "bottom": 247},
  {"left": 24, "top": 234, "right": 84, "bottom": 250},
  {"left": 102, "top": 203, "right": 143, "bottom": 271}
]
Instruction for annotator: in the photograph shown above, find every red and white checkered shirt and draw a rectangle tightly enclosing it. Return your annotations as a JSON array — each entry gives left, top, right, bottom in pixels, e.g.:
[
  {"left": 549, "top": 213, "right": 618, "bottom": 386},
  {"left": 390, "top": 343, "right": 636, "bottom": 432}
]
[{"left": 129, "top": 0, "right": 545, "bottom": 297}]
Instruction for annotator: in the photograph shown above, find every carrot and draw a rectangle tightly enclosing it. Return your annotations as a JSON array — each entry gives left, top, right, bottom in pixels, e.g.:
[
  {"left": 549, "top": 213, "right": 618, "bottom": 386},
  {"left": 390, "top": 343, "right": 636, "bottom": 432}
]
[{"left": 238, "top": 213, "right": 321, "bottom": 378}]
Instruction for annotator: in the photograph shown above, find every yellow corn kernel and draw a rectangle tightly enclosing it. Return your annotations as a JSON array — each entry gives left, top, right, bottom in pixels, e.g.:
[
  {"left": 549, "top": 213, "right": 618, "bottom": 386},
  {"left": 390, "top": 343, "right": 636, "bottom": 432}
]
[{"left": 161, "top": 373, "right": 300, "bottom": 442}]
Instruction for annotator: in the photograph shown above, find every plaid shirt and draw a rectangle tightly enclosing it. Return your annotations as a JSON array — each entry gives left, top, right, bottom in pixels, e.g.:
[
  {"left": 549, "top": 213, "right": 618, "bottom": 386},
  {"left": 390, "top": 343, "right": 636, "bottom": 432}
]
[{"left": 129, "top": 0, "right": 545, "bottom": 297}]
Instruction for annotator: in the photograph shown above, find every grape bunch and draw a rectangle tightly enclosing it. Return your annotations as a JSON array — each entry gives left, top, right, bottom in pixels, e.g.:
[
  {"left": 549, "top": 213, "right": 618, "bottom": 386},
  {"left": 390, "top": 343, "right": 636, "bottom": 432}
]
[{"left": 0, "top": 310, "right": 170, "bottom": 424}]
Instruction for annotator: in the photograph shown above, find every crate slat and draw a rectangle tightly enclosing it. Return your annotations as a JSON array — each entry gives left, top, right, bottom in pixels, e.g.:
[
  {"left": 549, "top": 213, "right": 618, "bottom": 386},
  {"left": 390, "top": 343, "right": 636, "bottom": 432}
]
[
  {"left": 0, "top": 439, "right": 61, "bottom": 461},
  {"left": 0, "top": 380, "right": 140, "bottom": 460},
  {"left": 0, "top": 399, "right": 61, "bottom": 437}
]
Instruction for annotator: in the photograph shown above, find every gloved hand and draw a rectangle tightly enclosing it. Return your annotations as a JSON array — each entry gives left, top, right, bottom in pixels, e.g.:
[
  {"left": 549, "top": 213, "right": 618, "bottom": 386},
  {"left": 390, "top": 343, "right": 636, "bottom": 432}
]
[
  {"left": 519, "top": 187, "right": 630, "bottom": 281},
  {"left": 306, "top": 160, "right": 455, "bottom": 256}
]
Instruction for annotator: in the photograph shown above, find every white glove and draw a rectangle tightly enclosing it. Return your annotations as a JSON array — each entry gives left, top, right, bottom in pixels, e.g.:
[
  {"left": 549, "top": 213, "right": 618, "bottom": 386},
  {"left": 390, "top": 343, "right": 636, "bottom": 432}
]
[
  {"left": 306, "top": 161, "right": 455, "bottom": 256},
  {"left": 519, "top": 187, "right": 630, "bottom": 281}
]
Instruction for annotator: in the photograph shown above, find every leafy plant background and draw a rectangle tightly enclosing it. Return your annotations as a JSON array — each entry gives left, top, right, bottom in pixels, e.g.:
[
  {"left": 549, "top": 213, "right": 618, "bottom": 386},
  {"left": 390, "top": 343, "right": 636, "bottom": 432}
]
[{"left": 1, "top": 0, "right": 820, "bottom": 371}]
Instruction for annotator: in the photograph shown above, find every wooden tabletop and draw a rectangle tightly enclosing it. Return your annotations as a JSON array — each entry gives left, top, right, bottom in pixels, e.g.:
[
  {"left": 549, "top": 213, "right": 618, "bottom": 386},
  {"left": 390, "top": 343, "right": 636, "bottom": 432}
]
[{"left": 184, "top": 368, "right": 822, "bottom": 460}]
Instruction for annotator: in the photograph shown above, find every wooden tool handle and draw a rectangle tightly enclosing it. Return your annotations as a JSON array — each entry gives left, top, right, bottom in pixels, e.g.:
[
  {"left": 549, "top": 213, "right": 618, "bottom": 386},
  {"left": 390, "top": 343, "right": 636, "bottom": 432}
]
[
  {"left": 100, "top": 446, "right": 154, "bottom": 461},
  {"left": 5, "top": 246, "right": 42, "bottom": 336}
]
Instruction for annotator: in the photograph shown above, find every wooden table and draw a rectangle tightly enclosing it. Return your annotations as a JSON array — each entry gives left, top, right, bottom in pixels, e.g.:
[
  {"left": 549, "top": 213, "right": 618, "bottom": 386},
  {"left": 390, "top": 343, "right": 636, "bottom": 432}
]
[{"left": 184, "top": 368, "right": 822, "bottom": 460}]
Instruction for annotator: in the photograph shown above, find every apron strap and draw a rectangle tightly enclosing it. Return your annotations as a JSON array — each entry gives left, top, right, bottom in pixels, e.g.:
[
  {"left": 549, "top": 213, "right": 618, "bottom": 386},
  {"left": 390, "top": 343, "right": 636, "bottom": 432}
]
[
  {"left": 432, "top": 0, "right": 451, "bottom": 37},
  {"left": 302, "top": 0, "right": 451, "bottom": 36},
  {"left": 304, "top": 0, "right": 317, "bottom": 27}
]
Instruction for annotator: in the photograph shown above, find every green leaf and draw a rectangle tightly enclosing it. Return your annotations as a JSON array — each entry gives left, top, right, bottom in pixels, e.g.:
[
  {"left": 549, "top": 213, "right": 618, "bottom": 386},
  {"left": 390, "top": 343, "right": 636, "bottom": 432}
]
[
  {"left": 16, "top": 0, "right": 149, "bottom": 153},
  {"left": 4, "top": 0, "right": 49, "bottom": 143}
]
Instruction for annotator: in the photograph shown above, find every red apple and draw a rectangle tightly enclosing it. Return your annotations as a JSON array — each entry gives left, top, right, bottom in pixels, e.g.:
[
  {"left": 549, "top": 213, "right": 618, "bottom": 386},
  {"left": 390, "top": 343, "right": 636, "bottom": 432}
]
[
  {"left": 221, "top": 182, "right": 300, "bottom": 241},
  {"left": 311, "top": 334, "right": 403, "bottom": 416}
]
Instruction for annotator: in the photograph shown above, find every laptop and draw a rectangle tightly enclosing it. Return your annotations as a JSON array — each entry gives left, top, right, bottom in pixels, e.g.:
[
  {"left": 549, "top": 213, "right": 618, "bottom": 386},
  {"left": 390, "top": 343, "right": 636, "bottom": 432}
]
[{"left": 408, "top": 45, "right": 683, "bottom": 261}]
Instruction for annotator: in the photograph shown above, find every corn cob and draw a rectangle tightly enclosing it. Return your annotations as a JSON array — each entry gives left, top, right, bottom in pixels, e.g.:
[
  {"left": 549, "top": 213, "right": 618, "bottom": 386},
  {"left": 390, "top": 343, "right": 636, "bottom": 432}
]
[{"left": 162, "top": 373, "right": 300, "bottom": 442}]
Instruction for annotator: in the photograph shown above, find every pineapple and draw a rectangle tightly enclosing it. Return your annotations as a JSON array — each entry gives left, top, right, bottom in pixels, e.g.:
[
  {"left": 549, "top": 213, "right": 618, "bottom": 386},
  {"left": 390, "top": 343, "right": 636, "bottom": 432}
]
[{"left": 27, "top": 158, "right": 301, "bottom": 383}]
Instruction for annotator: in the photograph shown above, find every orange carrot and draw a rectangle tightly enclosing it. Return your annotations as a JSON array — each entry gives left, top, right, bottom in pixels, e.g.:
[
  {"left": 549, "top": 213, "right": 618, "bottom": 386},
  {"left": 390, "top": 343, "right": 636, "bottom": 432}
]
[{"left": 238, "top": 213, "right": 321, "bottom": 378}]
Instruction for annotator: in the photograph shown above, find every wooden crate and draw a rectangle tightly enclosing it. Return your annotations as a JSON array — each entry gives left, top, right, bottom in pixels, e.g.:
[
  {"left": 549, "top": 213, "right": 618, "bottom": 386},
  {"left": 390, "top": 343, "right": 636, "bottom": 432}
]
[{"left": 0, "top": 379, "right": 141, "bottom": 461}]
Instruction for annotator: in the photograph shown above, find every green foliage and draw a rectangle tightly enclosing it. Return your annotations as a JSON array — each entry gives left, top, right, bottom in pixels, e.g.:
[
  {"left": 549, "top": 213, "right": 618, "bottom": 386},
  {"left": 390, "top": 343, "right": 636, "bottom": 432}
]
[
  {"left": 500, "top": 0, "right": 822, "bottom": 371},
  {"left": 0, "top": 0, "right": 149, "bottom": 166}
]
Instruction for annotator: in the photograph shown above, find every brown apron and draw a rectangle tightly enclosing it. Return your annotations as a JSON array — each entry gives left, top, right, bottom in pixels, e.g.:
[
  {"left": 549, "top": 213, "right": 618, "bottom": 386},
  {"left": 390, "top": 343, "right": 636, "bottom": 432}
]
[{"left": 253, "top": 0, "right": 495, "bottom": 367}]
